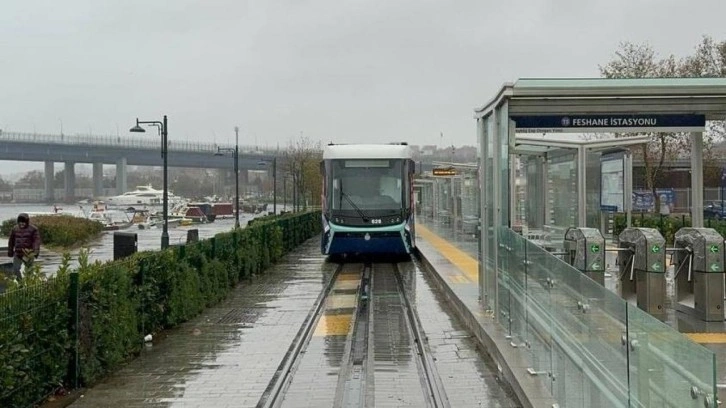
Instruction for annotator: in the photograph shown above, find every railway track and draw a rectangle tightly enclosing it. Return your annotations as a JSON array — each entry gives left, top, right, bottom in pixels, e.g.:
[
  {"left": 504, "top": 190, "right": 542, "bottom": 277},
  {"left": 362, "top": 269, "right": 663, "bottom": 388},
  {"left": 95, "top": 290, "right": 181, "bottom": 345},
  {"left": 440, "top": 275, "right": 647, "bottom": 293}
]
[{"left": 257, "top": 259, "right": 502, "bottom": 408}]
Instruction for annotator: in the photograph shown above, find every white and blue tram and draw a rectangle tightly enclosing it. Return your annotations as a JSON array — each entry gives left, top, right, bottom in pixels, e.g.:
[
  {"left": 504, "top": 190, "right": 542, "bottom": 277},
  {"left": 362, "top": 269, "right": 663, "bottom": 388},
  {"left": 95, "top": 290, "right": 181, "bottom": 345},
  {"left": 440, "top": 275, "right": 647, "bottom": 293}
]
[{"left": 320, "top": 143, "right": 416, "bottom": 255}]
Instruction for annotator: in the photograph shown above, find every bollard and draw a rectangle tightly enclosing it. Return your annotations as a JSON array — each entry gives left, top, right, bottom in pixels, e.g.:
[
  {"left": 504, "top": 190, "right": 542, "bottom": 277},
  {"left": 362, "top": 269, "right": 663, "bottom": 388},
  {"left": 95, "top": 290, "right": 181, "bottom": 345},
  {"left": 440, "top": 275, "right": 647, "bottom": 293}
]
[
  {"left": 186, "top": 229, "right": 199, "bottom": 243},
  {"left": 67, "top": 271, "right": 80, "bottom": 388},
  {"left": 113, "top": 232, "right": 137, "bottom": 260}
]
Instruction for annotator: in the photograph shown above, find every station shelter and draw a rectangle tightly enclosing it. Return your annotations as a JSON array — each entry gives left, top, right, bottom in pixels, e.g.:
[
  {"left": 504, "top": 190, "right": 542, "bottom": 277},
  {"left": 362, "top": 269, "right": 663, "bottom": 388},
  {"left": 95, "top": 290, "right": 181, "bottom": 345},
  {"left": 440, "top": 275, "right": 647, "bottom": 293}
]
[{"left": 468, "top": 78, "right": 726, "bottom": 407}]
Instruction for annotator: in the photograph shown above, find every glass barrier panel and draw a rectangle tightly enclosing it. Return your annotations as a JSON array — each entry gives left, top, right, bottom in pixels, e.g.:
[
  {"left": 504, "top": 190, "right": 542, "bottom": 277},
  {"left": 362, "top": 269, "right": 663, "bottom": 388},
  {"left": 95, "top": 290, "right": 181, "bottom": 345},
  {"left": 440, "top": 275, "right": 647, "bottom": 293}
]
[
  {"left": 522, "top": 237, "right": 554, "bottom": 394},
  {"left": 497, "top": 226, "right": 512, "bottom": 335},
  {"left": 576, "top": 272, "right": 630, "bottom": 407},
  {"left": 627, "top": 304, "right": 717, "bottom": 408},
  {"left": 506, "top": 229, "right": 528, "bottom": 347}
]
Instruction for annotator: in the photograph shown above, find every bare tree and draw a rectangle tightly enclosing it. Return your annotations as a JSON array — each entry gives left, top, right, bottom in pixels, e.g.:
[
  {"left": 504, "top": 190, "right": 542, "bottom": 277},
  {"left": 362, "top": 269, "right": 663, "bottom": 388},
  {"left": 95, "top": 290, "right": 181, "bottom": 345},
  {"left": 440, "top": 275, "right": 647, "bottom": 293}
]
[
  {"left": 281, "top": 134, "right": 323, "bottom": 211},
  {"left": 599, "top": 39, "right": 726, "bottom": 213}
]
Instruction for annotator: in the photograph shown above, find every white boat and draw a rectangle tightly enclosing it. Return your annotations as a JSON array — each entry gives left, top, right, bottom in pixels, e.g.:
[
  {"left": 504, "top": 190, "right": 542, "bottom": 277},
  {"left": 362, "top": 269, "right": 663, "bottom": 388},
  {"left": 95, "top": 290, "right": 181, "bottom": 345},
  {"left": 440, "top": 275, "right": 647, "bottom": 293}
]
[{"left": 104, "top": 185, "right": 184, "bottom": 207}]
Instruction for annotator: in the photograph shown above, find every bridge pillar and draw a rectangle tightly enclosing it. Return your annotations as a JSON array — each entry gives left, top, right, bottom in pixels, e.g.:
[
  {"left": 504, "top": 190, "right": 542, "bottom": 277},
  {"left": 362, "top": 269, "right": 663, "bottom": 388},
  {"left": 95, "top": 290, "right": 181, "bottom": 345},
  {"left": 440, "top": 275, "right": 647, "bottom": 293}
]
[
  {"left": 116, "top": 158, "right": 127, "bottom": 195},
  {"left": 64, "top": 161, "right": 75, "bottom": 203},
  {"left": 44, "top": 161, "right": 54, "bottom": 203},
  {"left": 92, "top": 162, "right": 103, "bottom": 198}
]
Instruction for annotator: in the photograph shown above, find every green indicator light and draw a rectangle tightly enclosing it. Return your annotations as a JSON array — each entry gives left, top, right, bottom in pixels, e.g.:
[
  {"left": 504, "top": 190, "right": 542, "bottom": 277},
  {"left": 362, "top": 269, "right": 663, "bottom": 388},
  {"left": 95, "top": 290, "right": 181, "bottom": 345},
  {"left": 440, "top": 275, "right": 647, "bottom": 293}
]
[
  {"left": 710, "top": 263, "right": 721, "bottom": 272},
  {"left": 590, "top": 244, "right": 600, "bottom": 253},
  {"left": 651, "top": 262, "right": 662, "bottom": 271},
  {"left": 591, "top": 261, "right": 602, "bottom": 270},
  {"left": 709, "top": 245, "right": 720, "bottom": 254},
  {"left": 651, "top": 245, "right": 661, "bottom": 253}
]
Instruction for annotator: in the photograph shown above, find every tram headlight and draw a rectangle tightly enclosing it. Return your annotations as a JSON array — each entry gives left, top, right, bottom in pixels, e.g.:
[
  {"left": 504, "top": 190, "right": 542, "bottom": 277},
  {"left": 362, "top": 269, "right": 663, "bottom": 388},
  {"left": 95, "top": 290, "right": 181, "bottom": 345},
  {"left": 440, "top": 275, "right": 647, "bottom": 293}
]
[{"left": 364, "top": 233, "right": 371, "bottom": 241}]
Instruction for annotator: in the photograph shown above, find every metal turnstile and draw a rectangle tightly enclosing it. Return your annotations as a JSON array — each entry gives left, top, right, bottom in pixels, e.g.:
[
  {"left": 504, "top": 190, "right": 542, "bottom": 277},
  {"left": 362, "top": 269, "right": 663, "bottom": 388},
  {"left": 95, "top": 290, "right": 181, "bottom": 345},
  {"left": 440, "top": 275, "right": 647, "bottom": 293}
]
[
  {"left": 617, "top": 228, "right": 666, "bottom": 318},
  {"left": 564, "top": 227, "right": 605, "bottom": 285},
  {"left": 673, "top": 228, "right": 725, "bottom": 321}
]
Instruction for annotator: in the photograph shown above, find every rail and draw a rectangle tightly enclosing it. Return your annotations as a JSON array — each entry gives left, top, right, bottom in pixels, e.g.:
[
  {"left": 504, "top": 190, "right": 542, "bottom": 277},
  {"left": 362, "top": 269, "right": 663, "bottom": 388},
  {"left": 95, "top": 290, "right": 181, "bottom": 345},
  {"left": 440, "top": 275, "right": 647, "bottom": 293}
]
[{"left": 0, "top": 131, "right": 278, "bottom": 155}]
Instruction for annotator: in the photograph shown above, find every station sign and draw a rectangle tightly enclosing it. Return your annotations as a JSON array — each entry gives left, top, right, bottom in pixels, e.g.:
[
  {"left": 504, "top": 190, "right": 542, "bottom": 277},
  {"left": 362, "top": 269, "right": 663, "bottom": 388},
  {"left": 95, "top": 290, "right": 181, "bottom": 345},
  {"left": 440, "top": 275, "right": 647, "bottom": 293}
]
[
  {"left": 511, "top": 114, "right": 705, "bottom": 133},
  {"left": 432, "top": 167, "right": 457, "bottom": 176}
]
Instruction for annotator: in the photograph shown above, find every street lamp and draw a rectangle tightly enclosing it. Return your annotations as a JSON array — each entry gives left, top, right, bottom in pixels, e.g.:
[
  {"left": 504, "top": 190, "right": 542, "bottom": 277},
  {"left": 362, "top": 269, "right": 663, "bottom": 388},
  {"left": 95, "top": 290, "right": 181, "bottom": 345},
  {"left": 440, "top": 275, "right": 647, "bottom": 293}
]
[
  {"left": 258, "top": 157, "right": 277, "bottom": 215},
  {"left": 215, "top": 127, "right": 240, "bottom": 228},
  {"left": 130, "top": 115, "right": 169, "bottom": 249}
]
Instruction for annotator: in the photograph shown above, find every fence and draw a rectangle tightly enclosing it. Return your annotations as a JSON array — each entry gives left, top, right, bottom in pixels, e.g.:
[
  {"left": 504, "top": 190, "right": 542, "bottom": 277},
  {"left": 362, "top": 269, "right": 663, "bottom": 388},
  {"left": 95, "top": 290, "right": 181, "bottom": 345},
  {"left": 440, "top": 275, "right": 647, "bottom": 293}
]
[{"left": 0, "top": 211, "right": 321, "bottom": 408}]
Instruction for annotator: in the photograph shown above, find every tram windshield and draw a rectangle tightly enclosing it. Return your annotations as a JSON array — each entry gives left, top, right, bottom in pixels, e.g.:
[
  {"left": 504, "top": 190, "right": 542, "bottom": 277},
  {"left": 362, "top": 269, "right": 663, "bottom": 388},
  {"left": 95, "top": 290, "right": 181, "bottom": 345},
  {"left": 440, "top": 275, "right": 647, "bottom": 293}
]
[{"left": 329, "top": 159, "right": 404, "bottom": 213}]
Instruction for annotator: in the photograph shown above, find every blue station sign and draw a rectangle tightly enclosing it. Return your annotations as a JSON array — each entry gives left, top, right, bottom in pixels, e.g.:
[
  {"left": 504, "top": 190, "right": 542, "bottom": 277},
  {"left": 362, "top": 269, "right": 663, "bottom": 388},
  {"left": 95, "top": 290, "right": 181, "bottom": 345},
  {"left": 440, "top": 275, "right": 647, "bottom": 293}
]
[{"left": 511, "top": 114, "right": 705, "bottom": 133}]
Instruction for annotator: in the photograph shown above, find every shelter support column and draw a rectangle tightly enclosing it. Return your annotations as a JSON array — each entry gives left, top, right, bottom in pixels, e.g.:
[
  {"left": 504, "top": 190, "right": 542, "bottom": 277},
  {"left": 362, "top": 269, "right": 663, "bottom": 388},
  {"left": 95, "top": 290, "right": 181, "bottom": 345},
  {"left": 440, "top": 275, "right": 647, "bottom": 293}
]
[
  {"left": 577, "top": 146, "right": 587, "bottom": 227},
  {"left": 116, "top": 158, "right": 127, "bottom": 195},
  {"left": 92, "top": 162, "right": 103, "bottom": 198},
  {"left": 691, "top": 131, "right": 704, "bottom": 228},
  {"left": 64, "top": 161, "right": 75, "bottom": 203},
  {"left": 44, "top": 161, "right": 54, "bottom": 203}
]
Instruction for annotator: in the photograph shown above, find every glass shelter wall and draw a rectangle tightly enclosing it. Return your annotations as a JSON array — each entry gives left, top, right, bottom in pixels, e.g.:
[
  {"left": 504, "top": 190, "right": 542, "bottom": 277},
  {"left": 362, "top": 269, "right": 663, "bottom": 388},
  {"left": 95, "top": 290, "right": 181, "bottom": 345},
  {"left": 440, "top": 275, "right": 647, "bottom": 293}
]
[{"left": 476, "top": 96, "right": 718, "bottom": 407}]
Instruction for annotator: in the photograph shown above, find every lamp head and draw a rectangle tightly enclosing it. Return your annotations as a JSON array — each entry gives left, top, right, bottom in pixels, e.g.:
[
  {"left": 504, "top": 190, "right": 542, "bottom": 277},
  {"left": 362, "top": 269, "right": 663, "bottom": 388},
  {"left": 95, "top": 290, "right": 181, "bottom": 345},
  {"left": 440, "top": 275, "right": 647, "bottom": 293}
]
[{"left": 129, "top": 119, "right": 146, "bottom": 133}]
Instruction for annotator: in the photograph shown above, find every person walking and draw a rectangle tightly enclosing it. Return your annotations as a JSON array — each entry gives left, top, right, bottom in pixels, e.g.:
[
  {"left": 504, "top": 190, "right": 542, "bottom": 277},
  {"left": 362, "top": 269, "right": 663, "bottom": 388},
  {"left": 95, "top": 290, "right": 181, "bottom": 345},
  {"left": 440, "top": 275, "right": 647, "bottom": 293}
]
[{"left": 7, "top": 213, "right": 41, "bottom": 280}]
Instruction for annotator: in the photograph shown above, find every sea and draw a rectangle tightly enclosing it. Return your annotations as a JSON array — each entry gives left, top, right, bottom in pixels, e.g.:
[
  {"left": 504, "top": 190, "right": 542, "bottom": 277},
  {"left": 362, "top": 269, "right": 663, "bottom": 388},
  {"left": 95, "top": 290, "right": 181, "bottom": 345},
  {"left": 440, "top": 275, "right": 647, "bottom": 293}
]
[{"left": 0, "top": 203, "right": 275, "bottom": 275}]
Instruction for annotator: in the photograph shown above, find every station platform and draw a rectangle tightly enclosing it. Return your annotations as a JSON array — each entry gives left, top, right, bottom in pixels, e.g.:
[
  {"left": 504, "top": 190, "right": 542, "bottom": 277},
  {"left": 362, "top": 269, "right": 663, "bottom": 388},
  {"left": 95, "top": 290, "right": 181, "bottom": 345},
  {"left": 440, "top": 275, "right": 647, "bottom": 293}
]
[{"left": 415, "top": 219, "right": 726, "bottom": 406}]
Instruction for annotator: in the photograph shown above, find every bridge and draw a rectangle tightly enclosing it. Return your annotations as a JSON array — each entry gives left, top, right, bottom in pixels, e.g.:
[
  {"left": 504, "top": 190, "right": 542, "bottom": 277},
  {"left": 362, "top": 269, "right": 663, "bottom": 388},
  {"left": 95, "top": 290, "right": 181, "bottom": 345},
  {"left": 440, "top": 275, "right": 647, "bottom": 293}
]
[{"left": 0, "top": 131, "right": 277, "bottom": 201}]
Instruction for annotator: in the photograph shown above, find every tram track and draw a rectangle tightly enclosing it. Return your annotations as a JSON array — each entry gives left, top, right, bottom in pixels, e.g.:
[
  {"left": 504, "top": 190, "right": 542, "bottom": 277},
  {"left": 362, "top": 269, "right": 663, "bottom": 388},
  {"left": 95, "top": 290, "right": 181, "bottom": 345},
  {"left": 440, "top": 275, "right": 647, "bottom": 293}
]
[{"left": 258, "top": 259, "right": 479, "bottom": 408}]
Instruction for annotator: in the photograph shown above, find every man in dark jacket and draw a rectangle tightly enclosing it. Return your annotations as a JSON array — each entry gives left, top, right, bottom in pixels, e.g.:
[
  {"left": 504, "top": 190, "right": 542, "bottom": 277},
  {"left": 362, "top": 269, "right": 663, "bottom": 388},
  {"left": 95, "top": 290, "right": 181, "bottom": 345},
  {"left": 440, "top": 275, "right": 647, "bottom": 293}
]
[{"left": 8, "top": 213, "right": 41, "bottom": 280}]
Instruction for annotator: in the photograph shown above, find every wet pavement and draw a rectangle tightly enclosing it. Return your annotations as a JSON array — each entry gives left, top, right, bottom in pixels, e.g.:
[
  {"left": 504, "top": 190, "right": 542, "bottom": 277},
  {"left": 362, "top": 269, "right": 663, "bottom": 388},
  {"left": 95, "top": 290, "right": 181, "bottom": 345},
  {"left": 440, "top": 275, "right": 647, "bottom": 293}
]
[
  {"left": 401, "top": 260, "right": 521, "bottom": 408},
  {"left": 69, "top": 238, "right": 335, "bottom": 408},
  {"left": 64, "top": 225, "right": 523, "bottom": 408}
]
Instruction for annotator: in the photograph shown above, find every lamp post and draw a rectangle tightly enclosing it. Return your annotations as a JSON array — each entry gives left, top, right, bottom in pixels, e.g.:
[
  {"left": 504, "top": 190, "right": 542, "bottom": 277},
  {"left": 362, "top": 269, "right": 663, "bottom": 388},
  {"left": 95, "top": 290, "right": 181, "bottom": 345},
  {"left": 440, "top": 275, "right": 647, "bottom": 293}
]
[
  {"left": 130, "top": 116, "right": 169, "bottom": 249},
  {"left": 216, "top": 127, "right": 240, "bottom": 228},
  {"left": 258, "top": 157, "right": 277, "bottom": 215}
]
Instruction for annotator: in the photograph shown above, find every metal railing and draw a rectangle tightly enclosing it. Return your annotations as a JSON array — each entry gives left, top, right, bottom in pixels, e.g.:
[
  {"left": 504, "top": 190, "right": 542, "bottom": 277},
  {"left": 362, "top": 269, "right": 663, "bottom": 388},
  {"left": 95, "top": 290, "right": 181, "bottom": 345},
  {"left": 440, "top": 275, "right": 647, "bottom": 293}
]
[{"left": 0, "top": 131, "right": 278, "bottom": 155}]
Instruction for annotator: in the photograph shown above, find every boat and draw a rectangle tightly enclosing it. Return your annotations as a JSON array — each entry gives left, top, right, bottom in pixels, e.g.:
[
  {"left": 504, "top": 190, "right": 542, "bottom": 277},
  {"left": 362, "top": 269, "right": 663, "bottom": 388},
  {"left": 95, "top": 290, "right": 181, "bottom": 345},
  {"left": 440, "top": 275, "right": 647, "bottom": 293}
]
[
  {"left": 186, "top": 202, "right": 217, "bottom": 222},
  {"left": 104, "top": 185, "right": 184, "bottom": 207},
  {"left": 169, "top": 204, "right": 209, "bottom": 224},
  {"left": 212, "top": 202, "right": 234, "bottom": 219},
  {"left": 88, "top": 205, "right": 134, "bottom": 231}
]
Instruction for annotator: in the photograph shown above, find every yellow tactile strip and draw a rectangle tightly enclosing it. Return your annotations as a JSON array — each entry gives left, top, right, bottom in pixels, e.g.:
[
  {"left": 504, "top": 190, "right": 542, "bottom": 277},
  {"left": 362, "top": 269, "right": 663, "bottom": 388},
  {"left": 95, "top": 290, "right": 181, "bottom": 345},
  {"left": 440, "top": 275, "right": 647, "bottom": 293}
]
[
  {"left": 684, "top": 332, "right": 726, "bottom": 344},
  {"left": 314, "top": 314, "right": 353, "bottom": 336},
  {"left": 313, "top": 272, "right": 360, "bottom": 337},
  {"left": 417, "top": 225, "right": 478, "bottom": 283}
]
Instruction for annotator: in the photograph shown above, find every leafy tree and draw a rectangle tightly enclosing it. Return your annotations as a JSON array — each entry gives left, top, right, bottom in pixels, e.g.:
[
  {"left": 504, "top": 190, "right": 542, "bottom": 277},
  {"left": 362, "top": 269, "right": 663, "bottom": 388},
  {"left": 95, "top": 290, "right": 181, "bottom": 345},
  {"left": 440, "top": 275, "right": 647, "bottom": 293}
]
[
  {"left": 600, "top": 37, "right": 726, "bottom": 213},
  {"left": 0, "top": 175, "right": 12, "bottom": 191},
  {"left": 15, "top": 170, "right": 45, "bottom": 188}
]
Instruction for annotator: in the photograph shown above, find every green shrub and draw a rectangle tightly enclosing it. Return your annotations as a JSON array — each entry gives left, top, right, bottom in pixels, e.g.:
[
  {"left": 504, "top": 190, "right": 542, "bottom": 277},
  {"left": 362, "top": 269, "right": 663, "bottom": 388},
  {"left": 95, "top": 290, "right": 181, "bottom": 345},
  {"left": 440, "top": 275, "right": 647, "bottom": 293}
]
[
  {"left": 0, "top": 211, "right": 322, "bottom": 407},
  {"left": 611, "top": 213, "right": 726, "bottom": 244},
  {"left": 1, "top": 215, "right": 104, "bottom": 248}
]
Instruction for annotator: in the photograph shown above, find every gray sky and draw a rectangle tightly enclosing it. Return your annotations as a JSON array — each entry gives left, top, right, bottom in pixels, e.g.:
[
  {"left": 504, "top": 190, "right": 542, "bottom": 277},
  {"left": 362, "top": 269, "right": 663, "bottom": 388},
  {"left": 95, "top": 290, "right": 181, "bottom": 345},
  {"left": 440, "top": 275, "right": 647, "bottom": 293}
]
[{"left": 1, "top": 0, "right": 725, "bottom": 174}]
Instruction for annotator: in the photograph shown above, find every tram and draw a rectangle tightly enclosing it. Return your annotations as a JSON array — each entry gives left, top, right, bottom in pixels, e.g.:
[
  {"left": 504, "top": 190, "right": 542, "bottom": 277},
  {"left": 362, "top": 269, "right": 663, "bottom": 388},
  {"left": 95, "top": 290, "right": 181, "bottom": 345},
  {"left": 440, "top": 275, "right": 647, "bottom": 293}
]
[{"left": 320, "top": 143, "right": 416, "bottom": 255}]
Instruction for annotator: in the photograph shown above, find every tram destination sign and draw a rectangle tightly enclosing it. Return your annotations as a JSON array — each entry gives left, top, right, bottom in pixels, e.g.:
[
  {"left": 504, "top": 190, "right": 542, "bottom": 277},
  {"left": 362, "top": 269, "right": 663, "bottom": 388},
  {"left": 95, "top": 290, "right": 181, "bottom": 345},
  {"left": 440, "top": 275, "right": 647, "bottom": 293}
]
[
  {"left": 432, "top": 167, "right": 457, "bottom": 176},
  {"left": 511, "top": 114, "right": 705, "bottom": 133}
]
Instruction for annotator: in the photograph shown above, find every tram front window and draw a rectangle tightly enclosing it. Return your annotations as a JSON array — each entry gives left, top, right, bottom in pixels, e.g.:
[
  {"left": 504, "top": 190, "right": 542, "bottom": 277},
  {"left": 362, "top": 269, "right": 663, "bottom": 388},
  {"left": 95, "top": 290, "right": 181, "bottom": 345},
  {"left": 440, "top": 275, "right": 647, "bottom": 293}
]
[{"left": 330, "top": 159, "right": 404, "bottom": 215}]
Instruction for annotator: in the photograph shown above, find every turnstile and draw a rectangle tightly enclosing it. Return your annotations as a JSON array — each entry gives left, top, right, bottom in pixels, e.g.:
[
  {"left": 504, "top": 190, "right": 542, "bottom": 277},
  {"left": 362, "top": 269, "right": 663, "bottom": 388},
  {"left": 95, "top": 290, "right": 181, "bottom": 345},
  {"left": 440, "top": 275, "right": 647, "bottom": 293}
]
[
  {"left": 564, "top": 227, "right": 605, "bottom": 285},
  {"left": 617, "top": 228, "right": 666, "bottom": 319},
  {"left": 674, "top": 228, "right": 725, "bottom": 321}
]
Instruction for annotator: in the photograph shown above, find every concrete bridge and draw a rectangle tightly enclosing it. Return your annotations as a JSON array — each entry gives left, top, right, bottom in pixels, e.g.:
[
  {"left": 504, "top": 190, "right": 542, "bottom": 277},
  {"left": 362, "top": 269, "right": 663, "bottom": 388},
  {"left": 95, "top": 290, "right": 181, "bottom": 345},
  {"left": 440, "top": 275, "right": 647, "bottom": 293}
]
[{"left": 0, "top": 131, "right": 277, "bottom": 201}]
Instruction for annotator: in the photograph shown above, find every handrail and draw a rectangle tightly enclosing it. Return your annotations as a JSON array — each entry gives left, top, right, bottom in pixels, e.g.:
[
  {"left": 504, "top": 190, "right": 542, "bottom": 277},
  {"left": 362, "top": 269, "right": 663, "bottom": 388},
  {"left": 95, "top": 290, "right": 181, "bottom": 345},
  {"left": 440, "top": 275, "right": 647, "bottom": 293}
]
[{"left": 0, "top": 131, "right": 279, "bottom": 155}]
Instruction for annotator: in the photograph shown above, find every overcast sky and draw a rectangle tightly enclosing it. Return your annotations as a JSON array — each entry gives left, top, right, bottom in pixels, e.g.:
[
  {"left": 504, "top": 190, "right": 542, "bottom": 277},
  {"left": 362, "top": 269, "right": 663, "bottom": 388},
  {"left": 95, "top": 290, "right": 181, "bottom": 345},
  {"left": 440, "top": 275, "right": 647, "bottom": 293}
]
[{"left": 1, "top": 0, "right": 725, "bottom": 174}]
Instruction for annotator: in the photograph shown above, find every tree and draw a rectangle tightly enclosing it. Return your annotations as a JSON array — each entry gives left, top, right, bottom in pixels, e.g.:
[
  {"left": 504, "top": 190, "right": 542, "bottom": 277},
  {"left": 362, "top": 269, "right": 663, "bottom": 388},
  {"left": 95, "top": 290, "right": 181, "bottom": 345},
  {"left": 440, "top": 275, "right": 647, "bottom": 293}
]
[
  {"left": 15, "top": 170, "right": 45, "bottom": 189},
  {"left": 599, "top": 38, "right": 726, "bottom": 213},
  {"left": 282, "top": 134, "right": 323, "bottom": 211}
]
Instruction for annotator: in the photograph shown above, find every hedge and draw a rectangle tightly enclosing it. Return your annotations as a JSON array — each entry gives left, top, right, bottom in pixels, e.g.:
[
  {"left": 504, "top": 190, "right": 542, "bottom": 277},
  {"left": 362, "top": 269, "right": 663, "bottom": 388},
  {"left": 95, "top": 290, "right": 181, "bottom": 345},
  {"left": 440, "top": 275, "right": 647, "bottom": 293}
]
[
  {"left": 0, "top": 211, "right": 321, "bottom": 408},
  {"left": 613, "top": 213, "right": 726, "bottom": 244},
  {"left": 1, "top": 215, "right": 105, "bottom": 248}
]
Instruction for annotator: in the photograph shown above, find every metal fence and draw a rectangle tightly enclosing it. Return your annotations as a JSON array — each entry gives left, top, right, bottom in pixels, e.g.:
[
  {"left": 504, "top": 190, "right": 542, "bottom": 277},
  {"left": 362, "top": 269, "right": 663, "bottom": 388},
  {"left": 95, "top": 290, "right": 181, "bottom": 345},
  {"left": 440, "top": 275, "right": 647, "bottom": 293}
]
[{"left": 0, "top": 131, "right": 278, "bottom": 155}]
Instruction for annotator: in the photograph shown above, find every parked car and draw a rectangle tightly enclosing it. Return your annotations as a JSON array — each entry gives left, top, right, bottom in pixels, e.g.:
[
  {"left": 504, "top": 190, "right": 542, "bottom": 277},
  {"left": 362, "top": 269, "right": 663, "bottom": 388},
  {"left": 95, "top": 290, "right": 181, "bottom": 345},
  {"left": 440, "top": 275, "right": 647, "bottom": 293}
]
[{"left": 704, "top": 202, "right": 726, "bottom": 219}]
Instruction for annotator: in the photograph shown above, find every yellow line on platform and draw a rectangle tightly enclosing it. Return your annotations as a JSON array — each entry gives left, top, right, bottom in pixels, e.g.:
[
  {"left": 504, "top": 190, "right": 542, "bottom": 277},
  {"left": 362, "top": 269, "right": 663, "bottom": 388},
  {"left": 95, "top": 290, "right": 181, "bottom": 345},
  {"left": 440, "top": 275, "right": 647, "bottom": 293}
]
[
  {"left": 684, "top": 332, "right": 726, "bottom": 344},
  {"left": 417, "top": 225, "right": 478, "bottom": 283}
]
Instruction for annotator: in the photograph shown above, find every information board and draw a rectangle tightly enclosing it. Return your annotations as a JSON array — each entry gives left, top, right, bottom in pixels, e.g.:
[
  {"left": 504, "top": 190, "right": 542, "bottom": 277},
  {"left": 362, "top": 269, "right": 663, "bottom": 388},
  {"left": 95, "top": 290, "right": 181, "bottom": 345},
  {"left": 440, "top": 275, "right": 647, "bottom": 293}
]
[{"left": 600, "top": 152, "right": 624, "bottom": 212}]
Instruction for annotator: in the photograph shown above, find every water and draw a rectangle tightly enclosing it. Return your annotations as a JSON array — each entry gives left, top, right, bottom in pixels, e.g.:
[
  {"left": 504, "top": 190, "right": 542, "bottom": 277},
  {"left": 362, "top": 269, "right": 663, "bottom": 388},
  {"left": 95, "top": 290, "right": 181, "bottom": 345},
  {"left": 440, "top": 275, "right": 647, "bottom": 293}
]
[{"left": 0, "top": 203, "right": 268, "bottom": 275}]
